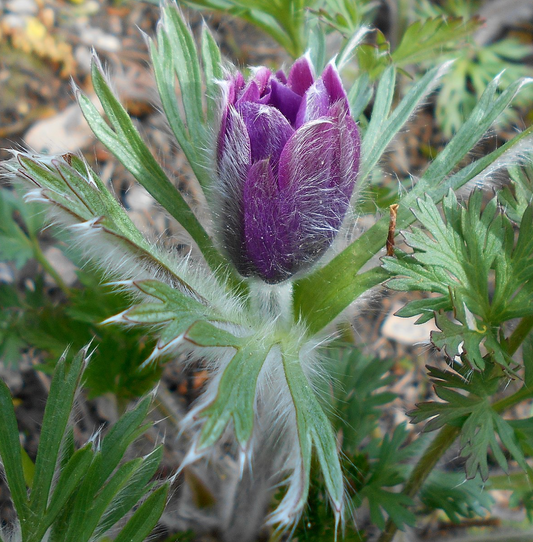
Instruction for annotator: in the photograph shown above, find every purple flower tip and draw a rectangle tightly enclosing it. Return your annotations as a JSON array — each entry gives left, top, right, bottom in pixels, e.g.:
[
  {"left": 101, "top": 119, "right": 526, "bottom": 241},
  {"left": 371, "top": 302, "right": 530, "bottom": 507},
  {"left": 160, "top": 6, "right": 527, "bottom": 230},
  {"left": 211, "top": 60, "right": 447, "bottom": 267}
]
[{"left": 216, "top": 57, "right": 360, "bottom": 284}]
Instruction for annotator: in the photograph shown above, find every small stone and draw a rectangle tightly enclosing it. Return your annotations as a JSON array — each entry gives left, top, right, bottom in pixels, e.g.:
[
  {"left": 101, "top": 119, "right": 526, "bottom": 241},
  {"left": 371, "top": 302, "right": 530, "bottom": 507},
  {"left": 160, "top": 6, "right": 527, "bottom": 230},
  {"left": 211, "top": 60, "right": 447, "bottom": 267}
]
[
  {"left": 125, "top": 184, "right": 154, "bottom": 212},
  {"left": 76, "top": 23, "right": 121, "bottom": 52},
  {"left": 6, "top": 0, "right": 37, "bottom": 15},
  {"left": 43, "top": 246, "right": 78, "bottom": 287},
  {"left": 24, "top": 93, "right": 102, "bottom": 154},
  {"left": 0, "top": 262, "right": 14, "bottom": 284}
]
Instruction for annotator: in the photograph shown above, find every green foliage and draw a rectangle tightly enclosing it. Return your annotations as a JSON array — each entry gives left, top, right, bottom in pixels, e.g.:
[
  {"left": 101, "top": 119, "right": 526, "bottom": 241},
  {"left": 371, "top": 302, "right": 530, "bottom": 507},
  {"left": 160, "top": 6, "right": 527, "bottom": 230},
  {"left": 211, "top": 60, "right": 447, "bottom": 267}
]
[
  {"left": 329, "top": 345, "right": 396, "bottom": 454},
  {"left": 0, "top": 188, "right": 45, "bottom": 268},
  {"left": 0, "top": 346, "right": 168, "bottom": 542},
  {"left": 420, "top": 471, "right": 493, "bottom": 523},
  {"left": 384, "top": 191, "right": 533, "bottom": 368},
  {"left": 179, "top": 0, "right": 309, "bottom": 58},
  {"left": 354, "top": 425, "right": 417, "bottom": 530},
  {"left": 294, "top": 70, "right": 533, "bottom": 336},
  {"left": 356, "top": 17, "right": 480, "bottom": 80}
]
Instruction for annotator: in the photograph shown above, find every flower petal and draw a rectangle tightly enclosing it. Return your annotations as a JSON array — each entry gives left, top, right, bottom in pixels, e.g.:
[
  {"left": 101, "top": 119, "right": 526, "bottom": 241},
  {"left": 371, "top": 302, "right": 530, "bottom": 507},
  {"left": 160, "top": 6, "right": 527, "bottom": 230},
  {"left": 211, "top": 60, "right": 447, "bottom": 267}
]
[
  {"left": 217, "top": 106, "right": 253, "bottom": 274},
  {"left": 276, "top": 109, "right": 360, "bottom": 272},
  {"left": 294, "top": 78, "right": 330, "bottom": 128},
  {"left": 243, "top": 160, "right": 292, "bottom": 283},
  {"left": 321, "top": 62, "right": 348, "bottom": 106},
  {"left": 236, "top": 102, "right": 294, "bottom": 169},
  {"left": 287, "top": 55, "right": 315, "bottom": 96},
  {"left": 268, "top": 78, "right": 303, "bottom": 125}
]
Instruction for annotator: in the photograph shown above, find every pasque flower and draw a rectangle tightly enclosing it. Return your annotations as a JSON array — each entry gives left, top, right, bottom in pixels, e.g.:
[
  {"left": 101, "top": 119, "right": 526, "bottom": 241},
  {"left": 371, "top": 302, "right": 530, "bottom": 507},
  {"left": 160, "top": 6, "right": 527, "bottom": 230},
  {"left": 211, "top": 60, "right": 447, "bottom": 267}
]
[{"left": 216, "top": 56, "right": 361, "bottom": 284}]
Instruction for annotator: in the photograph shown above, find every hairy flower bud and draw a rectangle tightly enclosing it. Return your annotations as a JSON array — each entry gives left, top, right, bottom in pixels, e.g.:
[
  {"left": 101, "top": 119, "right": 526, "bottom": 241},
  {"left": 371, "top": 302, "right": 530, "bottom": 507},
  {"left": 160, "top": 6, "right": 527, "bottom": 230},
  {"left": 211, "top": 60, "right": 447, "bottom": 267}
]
[{"left": 216, "top": 56, "right": 361, "bottom": 284}]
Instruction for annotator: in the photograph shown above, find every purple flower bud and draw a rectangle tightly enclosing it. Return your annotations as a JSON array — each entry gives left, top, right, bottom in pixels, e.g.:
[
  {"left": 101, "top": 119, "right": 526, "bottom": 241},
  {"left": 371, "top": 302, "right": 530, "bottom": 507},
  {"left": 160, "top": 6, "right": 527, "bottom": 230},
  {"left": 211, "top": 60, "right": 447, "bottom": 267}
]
[{"left": 216, "top": 56, "right": 360, "bottom": 284}]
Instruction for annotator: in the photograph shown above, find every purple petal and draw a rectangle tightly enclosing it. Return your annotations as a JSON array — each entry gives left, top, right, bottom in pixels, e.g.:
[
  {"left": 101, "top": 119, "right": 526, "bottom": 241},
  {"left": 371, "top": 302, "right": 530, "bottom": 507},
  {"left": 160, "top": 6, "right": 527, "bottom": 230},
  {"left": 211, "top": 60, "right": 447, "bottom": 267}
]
[
  {"left": 236, "top": 102, "right": 294, "bottom": 170},
  {"left": 243, "top": 160, "right": 292, "bottom": 283},
  {"left": 253, "top": 66, "right": 273, "bottom": 95},
  {"left": 294, "top": 78, "right": 330, "bottom": 128},
  {"left": 268, "top": 78, "right": 303, "bottom": 125},
  {"left": 227, "top": 72, "right": 245, "bottom": 105},
  {"left": 237, "top": 80, "right": 261, "bottom": 104},
  {"left": 288, "top": 55, "right": 315, "bottom": 96},
  {"left": 275, "top": 69, "right": 288, "bottom": 84},
  {"left": 275, "top": 109, "right": 360, "bottom": 273},
  {"left": 321, "top": 62, "right": 348, "bottom": 106},
  {"left": 217, "top": 107, "right": 253, "bottom": 275}
]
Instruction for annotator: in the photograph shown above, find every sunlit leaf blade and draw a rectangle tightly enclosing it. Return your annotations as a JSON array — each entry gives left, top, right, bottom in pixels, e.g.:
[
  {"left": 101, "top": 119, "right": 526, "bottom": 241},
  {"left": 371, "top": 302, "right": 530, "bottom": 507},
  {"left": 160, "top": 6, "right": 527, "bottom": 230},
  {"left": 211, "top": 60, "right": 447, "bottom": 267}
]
[
  {"left": 201, "top": 22, "right": 224, "bottom": 125},
  {"left": 360, "top": 63, "right": 449, "bottom": 183},
  {"left": 162, "top": 6, "right": 205, "bottom": 142},
  {"left": 361, "top": 66, "right": 396, "bottom": 177}
]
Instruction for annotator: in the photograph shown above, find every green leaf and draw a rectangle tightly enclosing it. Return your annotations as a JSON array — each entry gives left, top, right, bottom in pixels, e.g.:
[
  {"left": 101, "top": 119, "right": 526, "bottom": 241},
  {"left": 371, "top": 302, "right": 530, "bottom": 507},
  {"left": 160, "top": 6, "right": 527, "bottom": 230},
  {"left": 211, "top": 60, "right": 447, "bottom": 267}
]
[
  {"left": 78, "top": 61, "right": 228, "bottom": 278},
  {"left": 498, "top": 162, "right": 533, "bottom": 225},
  {"left": 410, "top": 364, "right": 528, "bottom": 480},
  {"left": 201, "top": 22, "right": 224, "bottom": 126},
  {"left": 0, "top": 188, "right": 39, "bottom": 268},
  {"left": 357, "top": 425, "right": 416, "bottom": 530},
  {"left": 110, "top": 278, "right": 236, "bottom": 364},
  {"left": 184, "top": 320, "right": 271, "bottom": 449},
  {"left": 162, "top": 7, "right": 205, "bottom": 143},
  {"left": 280, "top": 350, "right": 344, "bottom": 521},
  {"left": 420, "top": 471, "right": 493, "bottom": 523},
  {"left": 294, "top": 73, "right": 533, "bottom": 335},
  {"left": 0, "top": 379, "right": 29, "bottom": 522},
  {"left": 113, "top": 484, "right": 169, "bottom": 542},
  {"left": 329, "top": 345, "right": 396, "bottom": 454},
  {"left": 384, "top": 191, "right": 533, "bottom": 368},
  {"left": 28, "top": 347, "right": 86, "bottom": 521},
  {"left": 94, "top": 446, "right": 163, "bottom": 539},
  {"left": 391, "top": 16, "right": 481, "bottom": 68},
  {"left": 12, "top": 153, "right": 206, "bottom": 298},
  {"left": 360, "top": 62, "right": 448, "bottom": 183},
  {"left": 44, "top": 445, "right": 93, "bottom": 528}
]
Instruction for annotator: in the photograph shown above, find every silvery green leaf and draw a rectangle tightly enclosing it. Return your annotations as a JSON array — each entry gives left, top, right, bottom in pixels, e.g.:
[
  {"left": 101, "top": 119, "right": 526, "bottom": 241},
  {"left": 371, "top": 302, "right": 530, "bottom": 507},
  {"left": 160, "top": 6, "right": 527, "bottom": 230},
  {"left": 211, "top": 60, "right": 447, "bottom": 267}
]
[
  {"left": 272, "top": 350, "right": 344, "bottom": 525},
  {"left": 77, "top": 59, "right": 227, "bottom": 276},
  {"left": 360, "top": 62, "right": 451, "bottom": 183},
  {"left": 7, "top": 153, "right": 203, "bottom": 298},
  {"left": 185, "top": 321, "right": 272, "bottom": 449}
]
